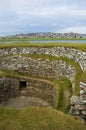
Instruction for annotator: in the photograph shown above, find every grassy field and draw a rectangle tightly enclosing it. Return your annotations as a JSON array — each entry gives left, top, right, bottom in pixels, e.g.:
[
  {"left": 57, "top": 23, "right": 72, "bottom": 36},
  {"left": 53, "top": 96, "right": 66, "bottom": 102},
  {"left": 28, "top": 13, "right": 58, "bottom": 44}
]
[
  {"left": 0, "top": 42, "right": 86, "bottom": 51},
  {"left": 0, "top": 106, "right": 86, "bottom": 130}
]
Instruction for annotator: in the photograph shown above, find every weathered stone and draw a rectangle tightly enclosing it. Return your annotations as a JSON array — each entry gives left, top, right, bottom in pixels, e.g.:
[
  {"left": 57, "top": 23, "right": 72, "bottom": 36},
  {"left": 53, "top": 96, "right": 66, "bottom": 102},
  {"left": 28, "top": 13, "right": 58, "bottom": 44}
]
[
  {"left": 0, "top": 77, "right": 57, "bottom": 108},
  {"left": 0, "top": 55, "right": 76, "bottom": 86},
  {"left": 0, "top": 47, "right": 86, "bottom": 70},
  {"left": 70, "top": 82, "right": 86, "bottom": 121},
  {"left": 0, "top": 46, "right": 86, "bottom": 120},
  {"left": 0, "top": 77, "right": 20, "bottom": 102}
]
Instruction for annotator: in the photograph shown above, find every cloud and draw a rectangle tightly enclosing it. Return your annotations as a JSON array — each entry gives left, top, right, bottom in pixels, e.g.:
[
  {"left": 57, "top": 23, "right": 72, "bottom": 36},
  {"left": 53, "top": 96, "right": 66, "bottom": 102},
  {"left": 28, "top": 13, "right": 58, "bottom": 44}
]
[
  {"left": 59, "top": 25, "right": 86, "bottom": 34},
  {"left": 0, "top": 0, "right": 86, "bottom": 35}
]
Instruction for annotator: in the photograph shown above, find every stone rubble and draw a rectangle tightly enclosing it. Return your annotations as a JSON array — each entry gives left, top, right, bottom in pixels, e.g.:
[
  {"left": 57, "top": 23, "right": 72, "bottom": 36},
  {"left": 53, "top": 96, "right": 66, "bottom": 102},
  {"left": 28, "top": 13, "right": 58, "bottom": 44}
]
[{"left": 70, "top": 82, "right": 86, "bottom": 121}]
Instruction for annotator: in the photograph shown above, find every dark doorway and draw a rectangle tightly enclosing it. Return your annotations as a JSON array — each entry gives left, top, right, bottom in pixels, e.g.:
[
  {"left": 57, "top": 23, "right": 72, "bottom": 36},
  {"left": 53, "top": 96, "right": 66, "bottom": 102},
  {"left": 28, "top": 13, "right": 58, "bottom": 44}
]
[{"left": 19, "top": 80, "right": 27, "bottom": 90}]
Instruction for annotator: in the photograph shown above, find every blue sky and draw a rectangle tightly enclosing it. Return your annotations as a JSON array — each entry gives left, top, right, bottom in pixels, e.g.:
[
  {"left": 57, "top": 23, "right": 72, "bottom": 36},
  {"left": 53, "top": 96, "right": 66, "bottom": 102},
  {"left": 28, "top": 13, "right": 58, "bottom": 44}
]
[{"left": 0, "top": 0, "right": 86, "bottom": 36}]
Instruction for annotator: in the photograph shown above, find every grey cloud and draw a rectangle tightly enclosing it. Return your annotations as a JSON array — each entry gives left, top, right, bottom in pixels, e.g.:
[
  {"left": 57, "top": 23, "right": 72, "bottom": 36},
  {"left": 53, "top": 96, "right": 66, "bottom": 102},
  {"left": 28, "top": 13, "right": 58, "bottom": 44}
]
[{"left": 0, "top": 0, "right": 86, "bottom": 35}]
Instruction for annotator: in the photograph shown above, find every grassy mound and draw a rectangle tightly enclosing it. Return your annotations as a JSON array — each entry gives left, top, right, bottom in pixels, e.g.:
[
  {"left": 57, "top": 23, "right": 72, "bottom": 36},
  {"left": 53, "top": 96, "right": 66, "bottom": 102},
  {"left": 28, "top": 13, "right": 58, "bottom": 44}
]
[{"left": 0, "top": 106, "right": 86, "bottom": 130}]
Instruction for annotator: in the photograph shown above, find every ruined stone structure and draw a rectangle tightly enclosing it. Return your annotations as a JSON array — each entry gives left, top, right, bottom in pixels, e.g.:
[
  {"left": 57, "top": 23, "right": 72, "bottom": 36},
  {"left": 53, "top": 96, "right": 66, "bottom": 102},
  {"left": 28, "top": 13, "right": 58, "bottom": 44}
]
[
  {"left": 0, "top": 77, "right": 19, "bottom": 102},
  {"left": 0, "top": 77, "right": 57, "bottom": 108},
  {"left": 0, "top": 56, "right": 76, "bottom": 85},
  {"left": 0, "top": 46, "right": 86, "bottom": 70},
  {"left": 0, "top": 46, "right": 86, "bottom": 120}
]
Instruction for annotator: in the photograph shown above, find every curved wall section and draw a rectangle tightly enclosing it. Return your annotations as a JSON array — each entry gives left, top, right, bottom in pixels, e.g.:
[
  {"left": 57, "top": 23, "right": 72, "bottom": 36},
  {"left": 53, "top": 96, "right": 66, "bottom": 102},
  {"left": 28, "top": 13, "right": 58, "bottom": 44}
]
[{"left": 0, "top": 47, "right": 86, "bottom": 70}]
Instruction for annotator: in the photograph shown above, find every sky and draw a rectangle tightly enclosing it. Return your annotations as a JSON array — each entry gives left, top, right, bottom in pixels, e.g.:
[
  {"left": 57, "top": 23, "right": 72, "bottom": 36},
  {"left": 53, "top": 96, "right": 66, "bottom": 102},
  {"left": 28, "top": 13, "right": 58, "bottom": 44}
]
[{"left": 0, "top": 0, "right": 86, "bottom": 36}]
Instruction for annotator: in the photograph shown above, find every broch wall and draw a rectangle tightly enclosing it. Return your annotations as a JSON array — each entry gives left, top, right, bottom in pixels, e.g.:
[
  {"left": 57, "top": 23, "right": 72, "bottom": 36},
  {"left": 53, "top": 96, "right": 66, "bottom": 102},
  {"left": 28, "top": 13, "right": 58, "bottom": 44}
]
[
  {"left": 0, "top": 46, "right": 86, "bottom": 70},
  {"left": 0, "top": 77, "right": 19, "bottom": 102},
  {"left": 0, "top": 55, "right": 76, "bottom": 85},
  {"left": 0, "top": 77, "right": 57, "bottom": 107},
  {"left": 0, "top": 46, "right": 86, "bottom": 120}
]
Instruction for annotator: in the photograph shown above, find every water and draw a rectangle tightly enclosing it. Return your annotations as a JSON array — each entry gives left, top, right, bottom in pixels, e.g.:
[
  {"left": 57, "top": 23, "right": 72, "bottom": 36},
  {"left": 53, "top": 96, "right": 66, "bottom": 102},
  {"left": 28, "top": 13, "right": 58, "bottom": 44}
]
[
  {"left": 0, "top": 40, "right": 86, "bottom": 44},
  {"left": 29, "top": 40, "right": 86, "bottom": 44}
]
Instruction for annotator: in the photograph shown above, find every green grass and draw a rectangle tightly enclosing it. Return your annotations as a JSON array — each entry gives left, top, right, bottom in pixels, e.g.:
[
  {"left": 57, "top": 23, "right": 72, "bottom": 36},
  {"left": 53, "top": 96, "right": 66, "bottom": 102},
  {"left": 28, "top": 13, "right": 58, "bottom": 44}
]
[
  {"left": 0, "top": 42, "right": 86, "bottom": 51},
  {"left": 81, "top": 71, "right": 86, "bottom": 83},
  {"left": 54, "top": 78, "right": 72, "bottom": 112},
  {"left": 0, "top": 106, "right": 86, "bottom": 130}
]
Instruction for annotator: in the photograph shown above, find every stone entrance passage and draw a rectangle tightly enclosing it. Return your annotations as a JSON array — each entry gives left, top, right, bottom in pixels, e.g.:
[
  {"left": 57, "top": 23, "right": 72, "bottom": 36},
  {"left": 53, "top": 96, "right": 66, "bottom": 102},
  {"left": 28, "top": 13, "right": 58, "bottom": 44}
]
[{"left": 19, "top": 80, "right": 27, "bottom": 90}]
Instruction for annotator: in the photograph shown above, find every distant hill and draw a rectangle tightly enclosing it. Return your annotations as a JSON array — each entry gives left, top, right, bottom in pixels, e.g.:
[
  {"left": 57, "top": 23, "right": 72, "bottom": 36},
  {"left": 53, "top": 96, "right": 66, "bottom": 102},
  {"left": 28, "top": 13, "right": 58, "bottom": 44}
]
[{"left": 0, "top": 32, "right": 86, "bottom": 39}]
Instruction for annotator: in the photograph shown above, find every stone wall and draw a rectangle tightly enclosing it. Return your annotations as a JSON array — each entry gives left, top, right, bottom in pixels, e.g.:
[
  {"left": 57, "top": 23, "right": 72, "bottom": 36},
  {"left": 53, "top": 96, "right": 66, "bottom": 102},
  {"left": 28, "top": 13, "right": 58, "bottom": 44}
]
[
  {"left": 0, "top": 46, "right": 86, "bottom": 70},
  {"left": 0, "top": 55, "right": 76, "bottom": 85},
  {"left": 0, "top": 46, "right": 86, "bottom": 118},
  {"left": 70, "top": 82, "right": 86, "bottom": 121},
  {"left": 25, "top": 78, "right": 57, "bottom": 106},
  {"left": 0, "top": 77, "right": 57, "bottom": 107},
  {"left": 0, "top": 77, "right": 19, "bottom": 102}
]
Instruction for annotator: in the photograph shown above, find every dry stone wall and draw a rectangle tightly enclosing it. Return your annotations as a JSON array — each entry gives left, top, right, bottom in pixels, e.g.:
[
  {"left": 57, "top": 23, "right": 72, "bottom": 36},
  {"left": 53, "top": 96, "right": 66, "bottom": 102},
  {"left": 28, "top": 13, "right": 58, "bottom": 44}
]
[
  {"left": 0, "top": 77, "right": 19, "bottom": 102},
  {"left": 25, "top": 78, "right": 57, "bottom": 107},
  {"left": 0, "top": 46, "right": 86, "bottom": 119},
  {"left": 0, "top": 77, "right": 57, "bottom": 107},
  {"left": 70, "top": 82, "right": 86, "bottom": 121},
  {"left": 0, "top": 46, "right": 86, "bottom": 70},
  {"left": 1, "top": 46, "right": 86, "bottom": 91},
  {"left": 0, "top": 55, "right": 76, "bottom": 85}
]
